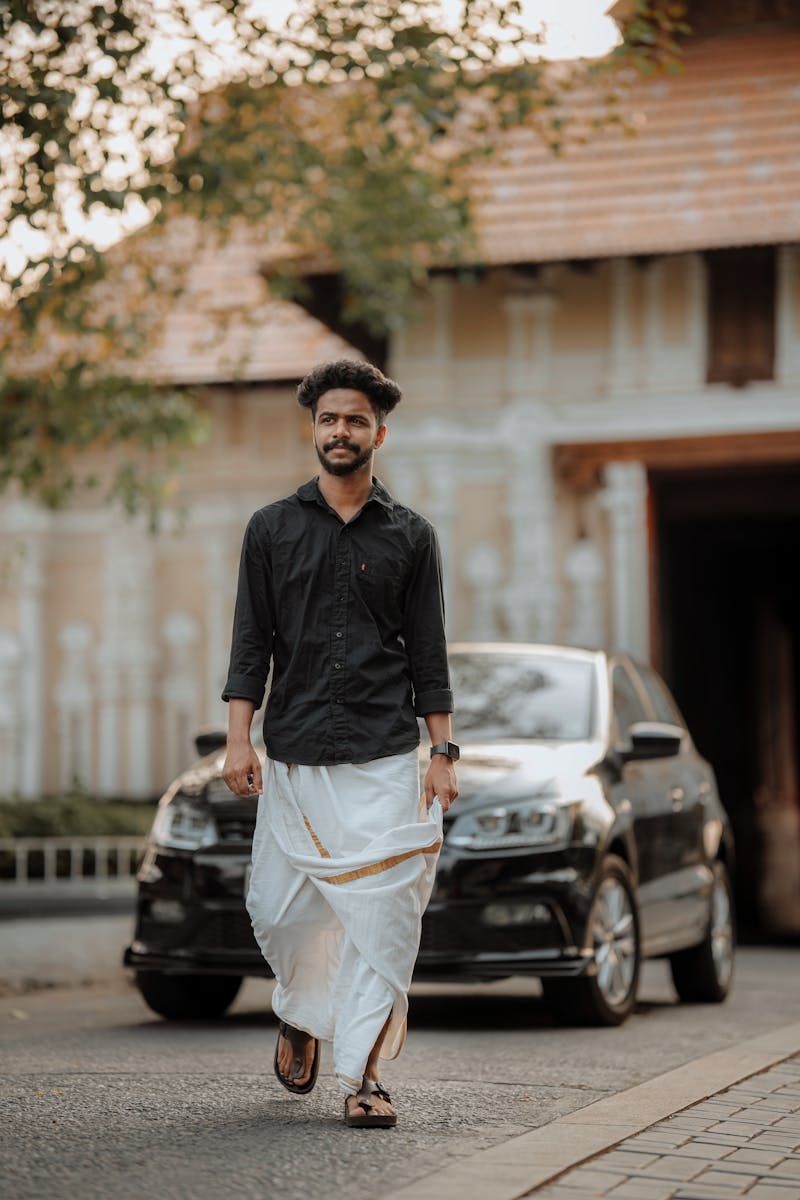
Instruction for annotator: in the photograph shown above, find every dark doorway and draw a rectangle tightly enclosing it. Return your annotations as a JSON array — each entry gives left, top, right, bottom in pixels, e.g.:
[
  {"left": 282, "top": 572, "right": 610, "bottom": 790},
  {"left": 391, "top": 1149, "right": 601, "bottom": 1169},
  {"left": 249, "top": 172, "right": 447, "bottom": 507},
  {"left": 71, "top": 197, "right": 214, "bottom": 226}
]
[{"left": 652, "top": 463, "right": 800, "bottom": 942}]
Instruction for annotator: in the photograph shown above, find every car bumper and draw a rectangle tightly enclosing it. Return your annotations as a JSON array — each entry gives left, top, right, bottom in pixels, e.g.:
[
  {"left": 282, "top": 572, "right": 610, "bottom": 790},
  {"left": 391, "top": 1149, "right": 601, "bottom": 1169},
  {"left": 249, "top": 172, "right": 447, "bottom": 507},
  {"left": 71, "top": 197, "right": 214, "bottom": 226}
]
[
  {"left": 123, "top": 942, "right": 269, "bottom": 976},
  {"left": 413, "top": 847, "right": 596, "bottom": 980},
  {"left": 124, "top": 841, "right": 597, "bottom": 981},
  {"left": 123, "top": 844, "right": 267, "bottom": 976}
]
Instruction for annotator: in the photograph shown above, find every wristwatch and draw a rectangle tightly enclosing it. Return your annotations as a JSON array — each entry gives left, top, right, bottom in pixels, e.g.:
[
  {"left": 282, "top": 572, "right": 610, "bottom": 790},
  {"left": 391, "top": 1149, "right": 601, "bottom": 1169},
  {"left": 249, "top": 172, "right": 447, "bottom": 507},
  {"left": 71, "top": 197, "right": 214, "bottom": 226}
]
[{"left": 430, "top": 741, "right": 460, "bottom": 762}]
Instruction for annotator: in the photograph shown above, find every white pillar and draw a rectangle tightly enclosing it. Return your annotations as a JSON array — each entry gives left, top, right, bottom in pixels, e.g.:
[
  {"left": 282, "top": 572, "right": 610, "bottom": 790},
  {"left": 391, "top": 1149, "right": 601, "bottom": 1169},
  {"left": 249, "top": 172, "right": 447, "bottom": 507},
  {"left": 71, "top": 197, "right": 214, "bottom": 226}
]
[
  {"left": 204, "top": 533, "right": 232, "bottom": 723},
  {"left": 686, "top": 252, "right": 707, "bottom": 386},
  {"left": 503, "top": 433, "right": 560, "bottom": 643},
  {"left": 503, "top": 270, "right": 560, "bottom": 397},
  {"left": 425, "top": 464, "right": 457, "bottom": 626},
  {"left": 644, "top": 258, "right": 666, "bottom": 392},
  {"left": 601, "top": 461, "right": 650, "bottom": 659},
  {"left": 384, "top": 456, "right": 420, "bottom": 514},
  {"left": 0, "top": 633, "right": 22, "bottom": 796},
  {"left": 162, "top": 612, "right": 200, "bottom": 778},
  {"left": 565, "top": 537, "right": 605, "bottom": 649},
  {"left": 530, "top": 292, "right": 558, "bottom": 396},
  {"left": 777, "top": 245, "right": 800, "bottom": 385},
  {"left": 98, "top": 531, "right": 156, "bottom": 797},
  {"left": 503, "top": 293, "right": 534, "bottom": 401},
  {"left": 97, "top": 654, "right": 120, "bottom": 797},
  {"left": 608, "top": 258, "right": 638, "bottom": 395},
  {"left": 128, "top": 661, "right": 154, "bottom": 798},
  {"left": 18, "top": 537, "right": 45, "bottom": 798},
  {"left": 462, "top": 544, "right": 503, "bottom": 641},
  {"left": 55, "top": 623, "right": 93, "bottom": 791},
  {"left": 127, "top": 537, "right": 155, "bottom": 798}
]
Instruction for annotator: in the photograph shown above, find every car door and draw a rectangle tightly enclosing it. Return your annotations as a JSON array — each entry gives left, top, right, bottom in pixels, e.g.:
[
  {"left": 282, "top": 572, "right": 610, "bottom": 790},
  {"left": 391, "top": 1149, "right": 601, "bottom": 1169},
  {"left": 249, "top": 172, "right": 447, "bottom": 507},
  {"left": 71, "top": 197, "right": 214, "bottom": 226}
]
[
  {"left": 607, "top": 659, "right": 672, "bottom": 950},
  {"left": 636, "top": 663, "right": 713, "bottom": 946}
]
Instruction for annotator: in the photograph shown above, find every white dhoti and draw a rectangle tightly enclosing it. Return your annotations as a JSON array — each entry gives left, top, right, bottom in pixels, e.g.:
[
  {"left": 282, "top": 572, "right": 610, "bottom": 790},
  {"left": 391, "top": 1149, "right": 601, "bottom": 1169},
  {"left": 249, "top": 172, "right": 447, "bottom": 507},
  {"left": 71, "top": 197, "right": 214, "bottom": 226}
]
[{"left": 245, "top": 748, "right": 442, "bottom": 1094}]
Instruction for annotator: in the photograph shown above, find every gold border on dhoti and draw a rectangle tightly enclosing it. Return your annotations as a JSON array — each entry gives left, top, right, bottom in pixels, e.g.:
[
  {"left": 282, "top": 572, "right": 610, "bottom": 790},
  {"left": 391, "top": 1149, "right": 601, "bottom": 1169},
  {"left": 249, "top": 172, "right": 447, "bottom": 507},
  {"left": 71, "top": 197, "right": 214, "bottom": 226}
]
[
  {"left": 321, "top": 841, "right": 443, "bottom": 886},
  {"left": 302, "top": 812, "right": 331, "bottom": 858},
  {"left": 301, "top": 809, "right": 442, "bottom": 884}
]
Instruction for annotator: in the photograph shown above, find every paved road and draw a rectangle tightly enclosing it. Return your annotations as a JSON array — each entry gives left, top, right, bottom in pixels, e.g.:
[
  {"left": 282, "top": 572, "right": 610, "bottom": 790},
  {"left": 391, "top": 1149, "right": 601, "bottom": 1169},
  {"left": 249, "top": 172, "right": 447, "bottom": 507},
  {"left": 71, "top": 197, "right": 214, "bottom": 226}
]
[{"left": 1, "top": 948, "right": 798, "bottom": 1200}]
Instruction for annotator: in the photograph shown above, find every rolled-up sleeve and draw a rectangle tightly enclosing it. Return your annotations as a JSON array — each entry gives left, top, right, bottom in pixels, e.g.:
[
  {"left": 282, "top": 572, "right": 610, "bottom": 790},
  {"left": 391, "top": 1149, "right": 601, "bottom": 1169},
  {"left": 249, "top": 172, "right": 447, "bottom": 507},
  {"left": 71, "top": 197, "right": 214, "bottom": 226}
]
[
  {"left": 221, "top": 512, "right": 273, "bottom": 709},
  {"left": 404, "top": 522, "right": 453, "bottom": 716}
]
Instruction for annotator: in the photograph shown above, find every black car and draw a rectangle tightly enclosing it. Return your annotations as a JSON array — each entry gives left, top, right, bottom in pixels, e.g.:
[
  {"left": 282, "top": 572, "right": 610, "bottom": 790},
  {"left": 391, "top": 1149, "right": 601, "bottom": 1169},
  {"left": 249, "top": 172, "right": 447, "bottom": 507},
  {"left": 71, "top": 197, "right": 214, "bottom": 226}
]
[{"left": 124, "top": 644, "right": 735, "bottom": 1026}]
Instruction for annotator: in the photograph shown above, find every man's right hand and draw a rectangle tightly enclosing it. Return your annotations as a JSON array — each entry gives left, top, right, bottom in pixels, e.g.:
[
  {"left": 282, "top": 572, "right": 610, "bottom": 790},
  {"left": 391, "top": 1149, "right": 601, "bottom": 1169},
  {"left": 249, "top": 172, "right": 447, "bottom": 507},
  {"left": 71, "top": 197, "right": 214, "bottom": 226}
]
[
  {"left": 223, "top": 698, "right": 261, "bottom": 796},
  {"left": 222, "top": 741, "right": 263, "bottom": 797}
]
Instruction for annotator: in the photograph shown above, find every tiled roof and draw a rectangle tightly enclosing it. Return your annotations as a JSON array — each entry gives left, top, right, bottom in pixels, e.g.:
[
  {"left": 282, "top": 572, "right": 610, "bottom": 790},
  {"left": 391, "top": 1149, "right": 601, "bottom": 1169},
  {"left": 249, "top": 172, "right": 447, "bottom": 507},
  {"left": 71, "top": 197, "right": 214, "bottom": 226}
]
[
  {"left": 469, "top": 30, "right": 800, "bottom": 264},
  {"left": 137, "top": 224, "right": 360, "bottom": 384},
  {"left": 3, "top": 219, "right": 361, "bottom": 386}
]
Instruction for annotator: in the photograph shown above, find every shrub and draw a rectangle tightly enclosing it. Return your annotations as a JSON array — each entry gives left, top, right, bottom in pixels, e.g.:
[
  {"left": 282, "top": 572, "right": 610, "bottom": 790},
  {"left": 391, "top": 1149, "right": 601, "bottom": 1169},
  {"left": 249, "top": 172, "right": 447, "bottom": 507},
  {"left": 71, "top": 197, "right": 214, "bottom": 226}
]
[{"left": 0, "top": 794, "right": 156, "bottom": 839}]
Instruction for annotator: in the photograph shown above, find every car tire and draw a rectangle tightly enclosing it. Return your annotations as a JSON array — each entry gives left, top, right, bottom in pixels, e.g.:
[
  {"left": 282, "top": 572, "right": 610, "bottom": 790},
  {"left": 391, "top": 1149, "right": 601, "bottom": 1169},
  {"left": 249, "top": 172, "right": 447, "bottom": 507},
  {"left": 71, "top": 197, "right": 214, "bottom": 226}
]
[
  {"left": 135, "top": 971, "right": 243, "bottom": 1020},
  {"left": 542, "top": 855, "right": 641, "bottom": 1027},
  {"left": 669, "top": 861, "right": 735, "bottom": 1004}
]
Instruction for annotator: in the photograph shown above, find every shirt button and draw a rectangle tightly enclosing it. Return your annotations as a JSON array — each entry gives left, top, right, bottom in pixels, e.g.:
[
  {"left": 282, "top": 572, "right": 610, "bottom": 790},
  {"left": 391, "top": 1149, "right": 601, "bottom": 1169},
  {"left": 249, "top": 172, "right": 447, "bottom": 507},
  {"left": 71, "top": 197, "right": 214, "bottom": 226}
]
[
  {"left": 335, "top": 699, "right": 343, "bottom": 705},
  {"left": 335, "top": 631, "right": 342, "bottom": 638},
  {"left": 334, "top": 663, "right": 342, "bottom": 669}
]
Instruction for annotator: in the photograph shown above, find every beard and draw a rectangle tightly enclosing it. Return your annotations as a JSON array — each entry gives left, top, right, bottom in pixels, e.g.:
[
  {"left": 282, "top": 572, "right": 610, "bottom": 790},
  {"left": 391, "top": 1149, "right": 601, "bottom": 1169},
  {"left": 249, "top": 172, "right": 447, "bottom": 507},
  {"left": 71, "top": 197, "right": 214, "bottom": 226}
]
[{"left": 315, "top": 437, "right": 375, "bottom": 477}]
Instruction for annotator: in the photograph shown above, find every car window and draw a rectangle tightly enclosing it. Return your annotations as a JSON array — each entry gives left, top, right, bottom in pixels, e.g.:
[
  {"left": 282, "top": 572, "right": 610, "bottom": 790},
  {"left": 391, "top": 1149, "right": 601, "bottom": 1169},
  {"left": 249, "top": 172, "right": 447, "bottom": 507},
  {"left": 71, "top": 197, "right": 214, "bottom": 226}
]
[
  {"left": 638, "top": 666, "right": 686, "bottom": 729},
  {"left": 611, "top": 663, "right": 649, "bottom": 738},
  {"left": 449, "top": 652, "right": 595, "bottom": 742}
]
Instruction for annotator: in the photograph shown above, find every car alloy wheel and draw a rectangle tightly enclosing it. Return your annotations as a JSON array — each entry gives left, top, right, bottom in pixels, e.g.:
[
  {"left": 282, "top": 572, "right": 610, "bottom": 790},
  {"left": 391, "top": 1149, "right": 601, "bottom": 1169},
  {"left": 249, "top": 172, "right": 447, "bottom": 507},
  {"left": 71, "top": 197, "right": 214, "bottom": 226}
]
[
  {"left": 590, "top": 875, "right": 637, "bottom": 1009},
  {"left": 541, "top": 854, "right": 641, "bottom": 1027}
]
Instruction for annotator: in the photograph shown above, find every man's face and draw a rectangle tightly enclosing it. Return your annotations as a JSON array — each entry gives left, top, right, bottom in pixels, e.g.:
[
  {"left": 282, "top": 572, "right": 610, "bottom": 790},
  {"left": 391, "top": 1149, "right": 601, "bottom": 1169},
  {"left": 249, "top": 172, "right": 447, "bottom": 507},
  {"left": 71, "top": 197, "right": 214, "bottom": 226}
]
[{"left": 312, "top": 388, "right": 386, "bottom": 477}]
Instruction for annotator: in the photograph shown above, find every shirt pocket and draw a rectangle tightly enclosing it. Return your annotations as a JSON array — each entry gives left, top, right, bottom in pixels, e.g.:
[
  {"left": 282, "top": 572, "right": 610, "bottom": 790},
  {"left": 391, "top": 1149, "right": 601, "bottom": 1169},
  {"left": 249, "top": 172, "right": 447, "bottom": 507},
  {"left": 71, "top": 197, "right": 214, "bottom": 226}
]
[{"left": 354, "top": 560, "right": 404, "bottom": 617}]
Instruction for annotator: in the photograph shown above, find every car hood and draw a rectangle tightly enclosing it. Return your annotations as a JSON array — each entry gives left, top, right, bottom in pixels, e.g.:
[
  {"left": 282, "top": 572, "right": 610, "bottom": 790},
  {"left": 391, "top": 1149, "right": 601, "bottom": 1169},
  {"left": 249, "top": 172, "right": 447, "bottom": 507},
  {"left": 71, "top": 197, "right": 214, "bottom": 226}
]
[
  {"left": 170, "top": 748, "right": 266, "bottom": 799},
  {"left": 169, "top": 741, "right": 603, "bottom": 810},
  {"left": 445, "top": 740, "right": 604, "bottom": 812}
]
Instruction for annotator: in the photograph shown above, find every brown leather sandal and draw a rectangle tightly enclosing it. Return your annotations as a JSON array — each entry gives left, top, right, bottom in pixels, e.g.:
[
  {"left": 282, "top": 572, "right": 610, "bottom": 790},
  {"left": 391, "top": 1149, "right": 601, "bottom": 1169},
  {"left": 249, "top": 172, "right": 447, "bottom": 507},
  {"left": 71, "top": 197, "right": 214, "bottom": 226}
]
[
  {"left": 273, "top": 1020, "right": 320, "bottom": 1095},
  {"left": 344, "top": 1079, "right": 397, "bottom": 1128}
]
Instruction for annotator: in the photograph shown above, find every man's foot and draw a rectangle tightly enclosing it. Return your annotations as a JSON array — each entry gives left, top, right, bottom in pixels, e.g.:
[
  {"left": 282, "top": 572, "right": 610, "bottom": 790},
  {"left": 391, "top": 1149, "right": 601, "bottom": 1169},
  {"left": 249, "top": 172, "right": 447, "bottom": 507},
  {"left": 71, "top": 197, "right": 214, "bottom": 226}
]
[
  {"left": 274, "top": 1021, "right": 319, "bottom": 1094},
  {"left": 344, "top": 1078, "right": 397, "bottom": 1128}
]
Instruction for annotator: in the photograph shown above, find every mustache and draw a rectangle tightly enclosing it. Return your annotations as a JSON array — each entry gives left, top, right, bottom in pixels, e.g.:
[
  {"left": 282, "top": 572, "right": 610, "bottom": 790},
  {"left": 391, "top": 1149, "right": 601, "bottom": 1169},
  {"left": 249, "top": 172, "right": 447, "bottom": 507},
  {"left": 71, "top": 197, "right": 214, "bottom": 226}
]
[{"left": 322, "top": 439, "right": 360, "bottom": 454}]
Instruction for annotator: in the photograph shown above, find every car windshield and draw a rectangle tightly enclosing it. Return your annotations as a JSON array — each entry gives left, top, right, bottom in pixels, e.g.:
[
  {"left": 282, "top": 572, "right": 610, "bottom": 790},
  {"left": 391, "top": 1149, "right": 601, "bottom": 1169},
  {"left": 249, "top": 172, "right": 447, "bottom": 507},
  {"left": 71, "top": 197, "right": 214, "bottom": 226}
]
[{"left": 450, "top": 652, "right": 595, "bottom": 743}]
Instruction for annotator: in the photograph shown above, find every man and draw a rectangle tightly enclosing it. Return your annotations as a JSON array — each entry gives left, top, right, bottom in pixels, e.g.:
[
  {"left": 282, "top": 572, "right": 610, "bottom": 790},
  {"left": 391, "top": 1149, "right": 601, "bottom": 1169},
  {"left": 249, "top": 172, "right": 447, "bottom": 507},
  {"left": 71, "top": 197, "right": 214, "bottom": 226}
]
[{"left": 221, "top": 359, "right": 458, "bottom": 1128}]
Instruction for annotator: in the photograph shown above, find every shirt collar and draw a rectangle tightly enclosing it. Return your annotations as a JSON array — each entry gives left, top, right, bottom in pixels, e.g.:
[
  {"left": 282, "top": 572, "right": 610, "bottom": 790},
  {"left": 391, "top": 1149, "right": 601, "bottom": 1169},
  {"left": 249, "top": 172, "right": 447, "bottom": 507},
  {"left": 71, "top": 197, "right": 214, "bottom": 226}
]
[{"left": 296, "top": 477, "right": 394, "bottom": 511}]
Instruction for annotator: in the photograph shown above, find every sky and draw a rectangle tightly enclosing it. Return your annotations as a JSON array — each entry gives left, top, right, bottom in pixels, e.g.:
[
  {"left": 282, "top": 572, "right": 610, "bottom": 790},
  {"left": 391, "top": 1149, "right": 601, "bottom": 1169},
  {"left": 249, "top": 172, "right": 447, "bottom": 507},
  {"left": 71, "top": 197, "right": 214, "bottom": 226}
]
[
  {"left": 259, "top": 0, "right": 620, "bottom": 60},
  {"left": 2, "top": 2, "right": 620, "bottom": 279}
]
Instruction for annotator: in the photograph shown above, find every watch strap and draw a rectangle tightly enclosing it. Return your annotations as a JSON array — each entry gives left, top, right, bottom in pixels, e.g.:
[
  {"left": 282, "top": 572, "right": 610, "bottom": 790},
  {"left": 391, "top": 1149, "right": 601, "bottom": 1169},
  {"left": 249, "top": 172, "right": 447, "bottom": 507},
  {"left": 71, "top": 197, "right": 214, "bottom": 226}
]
[{"left": 430, "top": 741, "right": 460, "bottom": 761}]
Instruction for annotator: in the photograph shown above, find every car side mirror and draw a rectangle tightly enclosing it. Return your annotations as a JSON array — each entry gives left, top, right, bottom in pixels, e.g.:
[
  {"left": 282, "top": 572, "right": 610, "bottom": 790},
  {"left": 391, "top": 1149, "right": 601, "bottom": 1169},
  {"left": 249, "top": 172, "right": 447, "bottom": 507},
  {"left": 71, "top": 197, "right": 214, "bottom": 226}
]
[
  {"left": 194, "top": 727, "right": 228, "bottom": 758},
  {"left": 622, "top": 722, "right": 683, "bottom": 762}
]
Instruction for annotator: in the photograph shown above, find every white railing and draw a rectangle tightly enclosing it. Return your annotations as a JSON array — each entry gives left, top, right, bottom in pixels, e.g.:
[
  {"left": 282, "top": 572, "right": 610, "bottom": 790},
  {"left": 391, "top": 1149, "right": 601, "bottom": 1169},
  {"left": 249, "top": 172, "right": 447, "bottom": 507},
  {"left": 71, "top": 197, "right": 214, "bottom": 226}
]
[{"left": 0, "top": 836, "right": 146, "bottom": 887}]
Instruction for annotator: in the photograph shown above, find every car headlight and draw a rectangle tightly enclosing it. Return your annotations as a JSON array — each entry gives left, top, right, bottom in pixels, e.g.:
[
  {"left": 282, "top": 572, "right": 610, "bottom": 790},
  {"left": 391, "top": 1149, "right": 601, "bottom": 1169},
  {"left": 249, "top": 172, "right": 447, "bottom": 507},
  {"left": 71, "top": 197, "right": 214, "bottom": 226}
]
[
  {"left": 448, "top": 799, "right": 574, "bottom": 850},
  {"left": 150, "top": 791, "right": 218, "bottom": 851}
]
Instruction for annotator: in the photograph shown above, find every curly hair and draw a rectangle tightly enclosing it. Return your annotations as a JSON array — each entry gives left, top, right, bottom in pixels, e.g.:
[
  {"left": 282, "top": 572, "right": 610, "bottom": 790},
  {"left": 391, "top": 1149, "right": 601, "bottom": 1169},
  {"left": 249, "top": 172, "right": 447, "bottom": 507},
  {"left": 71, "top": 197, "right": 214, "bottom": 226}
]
[{"left": 296, "top": 359, "right": 402, "bottom": 422}]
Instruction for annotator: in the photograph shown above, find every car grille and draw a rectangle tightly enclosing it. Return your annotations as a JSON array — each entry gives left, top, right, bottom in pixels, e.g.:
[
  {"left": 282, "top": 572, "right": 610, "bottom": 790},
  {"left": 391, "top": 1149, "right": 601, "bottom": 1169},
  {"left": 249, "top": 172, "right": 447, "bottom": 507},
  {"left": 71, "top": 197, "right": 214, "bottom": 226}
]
[
  {"left": 419, "top": 906, "right": 562, "bottom": 957},
  {"left": 207, "top": 794, "right": 257, "bottom": 843},
  {"left": 190, "top": 911, "right": 260, "bottom": 952}
]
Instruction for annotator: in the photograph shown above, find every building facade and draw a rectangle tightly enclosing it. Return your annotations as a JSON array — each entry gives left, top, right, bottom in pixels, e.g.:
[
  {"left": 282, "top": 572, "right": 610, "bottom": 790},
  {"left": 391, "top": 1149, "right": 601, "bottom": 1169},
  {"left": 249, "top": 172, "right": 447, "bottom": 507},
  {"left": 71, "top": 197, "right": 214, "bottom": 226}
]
[{"left": 2, "top": 7, "right": 799, "bottom": 935}]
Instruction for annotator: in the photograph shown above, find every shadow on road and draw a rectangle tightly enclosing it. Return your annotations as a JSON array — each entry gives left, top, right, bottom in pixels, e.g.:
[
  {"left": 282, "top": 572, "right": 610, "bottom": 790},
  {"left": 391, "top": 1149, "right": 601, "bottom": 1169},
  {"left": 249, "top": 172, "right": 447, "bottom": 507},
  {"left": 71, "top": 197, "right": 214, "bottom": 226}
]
[{"left": 115, "top": 988, "right": 674, "bottom": 1038}]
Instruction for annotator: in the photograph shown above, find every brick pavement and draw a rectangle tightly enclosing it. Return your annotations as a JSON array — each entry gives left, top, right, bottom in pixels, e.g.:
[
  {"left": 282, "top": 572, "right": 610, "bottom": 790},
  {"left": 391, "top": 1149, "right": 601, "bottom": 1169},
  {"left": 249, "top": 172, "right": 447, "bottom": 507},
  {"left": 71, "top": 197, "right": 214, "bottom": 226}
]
[{"left": 528, "top": 1055, "right": 800, "bottom": 1200}]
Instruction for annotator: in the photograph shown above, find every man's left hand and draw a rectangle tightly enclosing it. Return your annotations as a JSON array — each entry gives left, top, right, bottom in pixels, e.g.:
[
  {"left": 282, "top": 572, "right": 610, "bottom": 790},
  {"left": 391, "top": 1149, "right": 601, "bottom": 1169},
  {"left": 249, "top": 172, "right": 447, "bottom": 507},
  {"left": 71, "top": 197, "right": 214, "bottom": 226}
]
[{"left": 424, "top": 756, "right": 458, "bottom": 813}]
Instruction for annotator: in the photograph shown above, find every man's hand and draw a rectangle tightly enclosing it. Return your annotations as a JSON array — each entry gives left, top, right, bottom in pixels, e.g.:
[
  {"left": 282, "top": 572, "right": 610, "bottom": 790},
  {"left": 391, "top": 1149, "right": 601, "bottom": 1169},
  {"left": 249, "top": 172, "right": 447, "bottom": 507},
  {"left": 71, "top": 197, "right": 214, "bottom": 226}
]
[
  {"left": 223, "top": 740, "right": 262, "bottom": 797},
  {"left": 424, "top": 755, "right": 458, "bottom": 814}
]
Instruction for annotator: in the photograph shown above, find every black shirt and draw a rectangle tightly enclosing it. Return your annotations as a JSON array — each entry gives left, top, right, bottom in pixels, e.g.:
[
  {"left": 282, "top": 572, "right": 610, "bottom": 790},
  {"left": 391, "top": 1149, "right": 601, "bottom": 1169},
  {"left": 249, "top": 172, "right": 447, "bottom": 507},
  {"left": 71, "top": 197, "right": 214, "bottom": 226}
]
[{"left": 222, "top": 477, "right": 453, "bottom": 766}]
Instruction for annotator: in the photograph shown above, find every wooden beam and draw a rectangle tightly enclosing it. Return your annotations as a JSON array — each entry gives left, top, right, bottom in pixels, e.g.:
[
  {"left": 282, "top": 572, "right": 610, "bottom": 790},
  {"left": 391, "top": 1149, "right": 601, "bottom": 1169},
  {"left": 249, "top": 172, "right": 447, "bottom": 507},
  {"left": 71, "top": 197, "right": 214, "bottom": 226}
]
[{"left": 555, "top": 429, "right": 800, "bottom": 490}]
